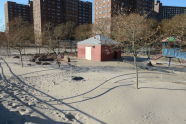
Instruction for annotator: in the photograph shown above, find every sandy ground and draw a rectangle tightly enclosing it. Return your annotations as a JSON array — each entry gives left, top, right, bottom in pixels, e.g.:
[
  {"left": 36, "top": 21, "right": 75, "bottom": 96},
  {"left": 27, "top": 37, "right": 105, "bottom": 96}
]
[{"left": 0, "top": 55, "right": 186, "bottom": 124}]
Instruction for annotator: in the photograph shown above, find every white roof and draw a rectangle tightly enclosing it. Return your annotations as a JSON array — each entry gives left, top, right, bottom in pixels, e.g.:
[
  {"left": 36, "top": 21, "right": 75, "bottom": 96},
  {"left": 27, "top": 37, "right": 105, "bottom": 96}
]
[{"left": 77, "top": 35, "right": 119, "bottom": 45}]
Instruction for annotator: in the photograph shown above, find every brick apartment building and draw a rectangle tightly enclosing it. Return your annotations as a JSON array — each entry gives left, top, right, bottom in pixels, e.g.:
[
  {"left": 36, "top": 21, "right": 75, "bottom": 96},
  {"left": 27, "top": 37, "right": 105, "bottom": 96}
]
[
  {"left": 160, "top": 6, "right": 186, "bottom": 19},
  {"left": 4, "top": 0, "right": 33, "bottom": 31},
  {"left": 154, "top": 0, "right": 186, "bottom": 20},
  {"left": 78, "top": 1, "right": 92, "bottom": 25},
  {"left": 94, "top": 0, "right": 186, "bottom": 22},
  {"left": 5, "top": 0, "right": 92, "bottom": 45},
  {"left": 94, "top": 0, "right": 155, "bottom": 35},
  {"left": 94, "top": 0, "right": 155, "bottom": 23},
  {"left": 33, "top": 0, "right": 92, "bottom": 45},
  {"left": 94, "top": 0, "right": 186, "bottom": 35},
  {"left": 136, "top": 0, "right": 155, "bottom": 15}
]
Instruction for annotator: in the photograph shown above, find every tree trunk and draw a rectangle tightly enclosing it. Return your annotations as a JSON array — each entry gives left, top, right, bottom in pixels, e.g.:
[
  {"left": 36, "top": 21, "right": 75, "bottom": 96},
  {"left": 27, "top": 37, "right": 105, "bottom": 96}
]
[
  {"left": 147, "top": 47, "right": 151, "bottom": 60},
  {"left": 19, "top": 50, "right": 23, "bottom": 67},
  {"left": 6, "top": 43, "right": 11, "bottom": 56},
  {"left": 24, "top": 47, "right": 26, "bottom": 55},
  {"left": 39, "top": 46, "right": 41, "bottom": 55},
  {"left": 70, "top": 41, "right": 73, "bottom": 54},
  {"left": 6, "top": 44, "right": 9, "bottom": 56},
  {"left": 133, "top": 54, "right": 139, "bottom": 89},
  {"left": 64, "top": 42, "right": 67, "bottom": 53},
  {"left": 53, "top": 49, "right": 60, "bottom": 68},
  {"left": 58, "top": 40, "right": 60, "bottom": 54}
]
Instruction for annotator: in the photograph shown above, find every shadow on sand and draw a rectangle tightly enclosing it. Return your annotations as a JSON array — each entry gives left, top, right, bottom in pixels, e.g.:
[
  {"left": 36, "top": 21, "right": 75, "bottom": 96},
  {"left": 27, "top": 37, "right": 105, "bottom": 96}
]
[
  {"left": 0, "top": 104, "right": 69, "bottom": 124},
  {"left": 0, "top": 57, "right": 106, "bottom": 124},
  {"left": 140, "top": 87, "right": 186, "bottom": 91}
]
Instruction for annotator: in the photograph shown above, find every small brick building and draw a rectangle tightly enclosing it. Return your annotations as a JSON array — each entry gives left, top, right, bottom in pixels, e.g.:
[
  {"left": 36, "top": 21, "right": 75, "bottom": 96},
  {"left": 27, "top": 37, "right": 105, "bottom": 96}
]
[{"left": 77, "top": 35, "right": 121, "bottom": 61}]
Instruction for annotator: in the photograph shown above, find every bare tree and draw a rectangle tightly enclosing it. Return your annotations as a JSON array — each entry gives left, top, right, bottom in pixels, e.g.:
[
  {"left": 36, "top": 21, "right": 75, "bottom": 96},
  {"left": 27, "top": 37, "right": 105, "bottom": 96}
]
[
  {"left": 0, "top": 32, "right": 7, "bottom": 47},
  {"left": 42, "top": 22, "right": 61, "bottom": 67},
  {"left": 8, "top": 17, "right": 34, "bottom": 67},
  {"left": 42, "top": 22, "right": 75, "bottom": 68},
  {"left": 112, "top": 14, "right": 159, "bottom": 89},
  {"left": 74, "top": 24, "right": 93, "bottom": 41},
  {"left": 54, "top": 22, "right": 76, "bottom": 54},
  {"left": 161, "top": 14, "right": 186, "bottom": 47},
  {"left": 53, "top": 22, "right": 75, "bottom": 53},
  {"left": 93, "top": 18, "right": 112, "bottom": 37}
]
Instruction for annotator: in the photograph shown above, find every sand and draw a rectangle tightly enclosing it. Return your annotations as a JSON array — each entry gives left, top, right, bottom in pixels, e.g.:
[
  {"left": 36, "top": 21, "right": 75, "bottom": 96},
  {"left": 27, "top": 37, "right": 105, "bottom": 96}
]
[{"left": 0, "top": 56, "right": 186, "bottom": 124}]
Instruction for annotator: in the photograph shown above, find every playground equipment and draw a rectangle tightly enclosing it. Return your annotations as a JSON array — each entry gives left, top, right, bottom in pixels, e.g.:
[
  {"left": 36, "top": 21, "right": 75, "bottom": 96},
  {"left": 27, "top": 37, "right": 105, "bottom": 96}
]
[{"left": 162, "top": 37, "right": 186, "bottom": 66}]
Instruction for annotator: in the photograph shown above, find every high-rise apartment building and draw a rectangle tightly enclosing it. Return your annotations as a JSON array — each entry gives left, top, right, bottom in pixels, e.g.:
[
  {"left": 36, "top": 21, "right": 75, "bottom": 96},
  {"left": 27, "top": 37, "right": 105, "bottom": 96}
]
[
  {"left": 4, "top": 0, "right": 92, "bottom": 45},
  {"left": 136, "top": 0, "right": 155, "bottom": 15},
  {"left": 4, "top": 0, "right": 33, "bottom": 31},
  {"left": 94, "top": 0, "right": 155, "bottom": 24},
  {"left": 154, "top": 0, "right": 186, "bottom": 20},
  {"left": 33, "top": 0, "right": 92, "bottom": 45},
  {"left": 78, "top": 1, "right": 92, "bottom": 25},
  {"left": 33, "top": 0, "right": 68, "bottom": 45},
  {"left": 160, "top": 6, "right": 186, "bottom": 19},
  {"left": 94, "top": 0, "right": 155, "bottom": 34},
  {"left": 34, "top": 0, "right": 79, "bottom": 25}
]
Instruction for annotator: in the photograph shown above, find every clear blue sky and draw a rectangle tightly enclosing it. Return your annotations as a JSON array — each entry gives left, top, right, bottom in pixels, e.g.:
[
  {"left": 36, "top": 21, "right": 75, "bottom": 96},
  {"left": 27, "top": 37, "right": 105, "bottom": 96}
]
[{"left": 0, "top": 0, "right": 186, "bottom": 31}]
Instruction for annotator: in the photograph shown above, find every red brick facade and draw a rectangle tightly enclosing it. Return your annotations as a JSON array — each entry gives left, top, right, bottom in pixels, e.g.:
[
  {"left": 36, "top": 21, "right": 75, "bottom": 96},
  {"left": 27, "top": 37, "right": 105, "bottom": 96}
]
[{"left": 78, "top": 44, "right": 121, "bottom": 61}]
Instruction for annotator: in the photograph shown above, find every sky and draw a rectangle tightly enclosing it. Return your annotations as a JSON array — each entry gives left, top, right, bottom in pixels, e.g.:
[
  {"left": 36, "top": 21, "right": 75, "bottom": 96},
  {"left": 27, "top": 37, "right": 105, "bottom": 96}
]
[{"left": 0, "top": 0, "right": 186, "bottom": 31}]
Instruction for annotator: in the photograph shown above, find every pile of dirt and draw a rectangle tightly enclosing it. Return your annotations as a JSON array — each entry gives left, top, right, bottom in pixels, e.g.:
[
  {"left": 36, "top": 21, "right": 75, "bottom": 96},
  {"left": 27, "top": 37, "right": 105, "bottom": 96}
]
[
  {"left": 31, "top": 54, "right": 56, "bottom": 62},
  {"left": 65, "top": 113, "right": 75, "bottom": 121},
  {"left": 71, "top": 76, "right": 84, "bottom": 81},
  {"left": 13, "top": 56, "right": 20, "bottom": 59},
  {"left": 42, "top": 62, "right": 51, "bottom": 65}
]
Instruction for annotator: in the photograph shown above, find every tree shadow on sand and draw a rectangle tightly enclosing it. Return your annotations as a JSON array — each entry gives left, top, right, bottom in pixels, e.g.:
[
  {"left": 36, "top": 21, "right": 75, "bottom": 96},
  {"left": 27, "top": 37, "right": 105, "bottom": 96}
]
[
  {"left": 139, "top": 87, "right": 186, "bottom": 91},
  {"left": 0, "top": 104, "right": 69, "bottom": 124},
  {"left": 0, "top": 57, "right": 107, "bottom": 124}
]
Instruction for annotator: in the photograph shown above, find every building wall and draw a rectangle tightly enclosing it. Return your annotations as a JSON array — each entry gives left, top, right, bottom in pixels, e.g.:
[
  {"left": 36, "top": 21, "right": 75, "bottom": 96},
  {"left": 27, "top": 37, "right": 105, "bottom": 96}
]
[
  {"left": 4, "top": 2, "right": 9, "bottom": 31},
  {"left": 78, "top": 45, "right": 86, "bottom": 59},
  {"left": 4, "top": 1, "right": 33, "bottom": 32},
  {"left": 78, "top": 44, "right": 121, "bottom": 61},
  {"left": 78, "top": 45, "right": 101, "bottom": 61},
  {"left": 33, "top": 0, "right": 92, "bottom": 45},
  {"left": 29, "top": 0, "right": 33, "bottom": 23},
  {"left": 92, "top": 45, "right": 102, "bottom": 61},
  {"left": 111, "top": 0, "right": 136, "bottom": 15},
  {"left": 5, "top": 0, "right": 92, "bottom": 45},
  {"left": 136, "top": 0, "right": 155, "bottom": 15},
  {"left": 65, "top": 0, "right": 79, "bottom": 24},
  {"left": 94, "top": 0, "right": 155, "bottom": 23},
  {"left": 36, "top": 0, "right": 92, "bottom": 25},
  {"left": 33, "top": 0, "right": 42, "bottom": 45},
  {"left": 94, "top": 0, "right": 112, "bottom": 34},
  {"left": 38, "top": 0, "right": 78, "bottom": 25},
  {"left": 78, "top": 45, "right": 102, "bottom": 61},
  {"left": 94, "top": 0, "right": 112, "bottom": 24},
  {"left": 153, "top": 1, "right": 186, "bottom": 20},
  {"left": 101, "top": 45, "right": 121, "bottom": 61},
  {"left": 94, "top": 0, "right": 156, "bottom": 35},
  {"left": 160, "top": 6, "right": 186, "bottom": 19},
  {"left": 78, "top": 1, "right": 92, "bottom": 25},
  {"left": 154, "top": 0, "right": 162, "bottom": 13}
]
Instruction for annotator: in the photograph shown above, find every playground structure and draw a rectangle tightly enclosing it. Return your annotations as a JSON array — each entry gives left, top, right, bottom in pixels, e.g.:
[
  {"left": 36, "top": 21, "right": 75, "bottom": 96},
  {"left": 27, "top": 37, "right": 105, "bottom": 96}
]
[{"left": 152, "top": 37, "right": 186, "bottom": 66}]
